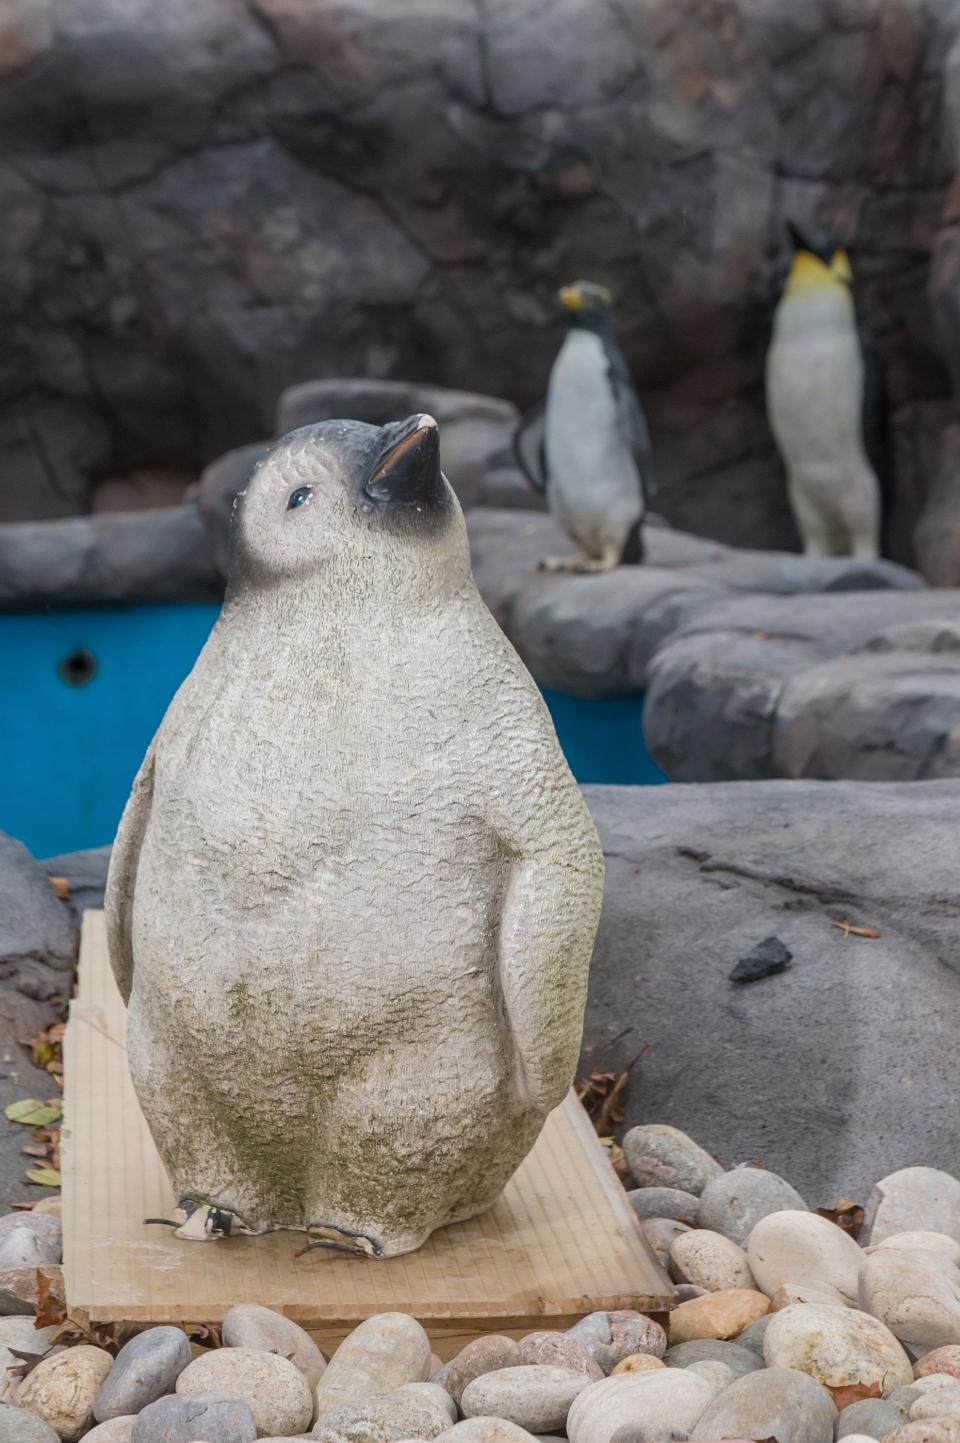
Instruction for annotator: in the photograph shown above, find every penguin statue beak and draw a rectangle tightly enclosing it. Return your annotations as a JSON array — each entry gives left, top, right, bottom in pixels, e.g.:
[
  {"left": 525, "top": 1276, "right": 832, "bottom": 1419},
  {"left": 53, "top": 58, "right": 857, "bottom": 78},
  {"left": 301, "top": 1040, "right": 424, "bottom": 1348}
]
[{"left": 363, "top": 415, "right": 446, "bottom": 508}]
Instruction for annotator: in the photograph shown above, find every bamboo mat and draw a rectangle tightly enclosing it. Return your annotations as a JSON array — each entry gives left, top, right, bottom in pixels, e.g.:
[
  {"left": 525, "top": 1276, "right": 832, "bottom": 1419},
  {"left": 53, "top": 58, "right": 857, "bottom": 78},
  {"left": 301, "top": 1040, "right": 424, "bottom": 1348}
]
[{"left": 63, "top": 912, "right": 672, "bottom": 1352}]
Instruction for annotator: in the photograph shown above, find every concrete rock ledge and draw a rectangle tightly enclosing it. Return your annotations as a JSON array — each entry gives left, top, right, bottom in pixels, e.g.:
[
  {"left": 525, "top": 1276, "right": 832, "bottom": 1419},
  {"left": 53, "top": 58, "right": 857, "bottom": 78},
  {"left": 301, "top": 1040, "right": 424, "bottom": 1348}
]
[
  {"left": 583, "top": 778, "right": 960, "bottom": 1205},
  {"left": 467, "top": 510, "right": 960, "bottom": 784}
]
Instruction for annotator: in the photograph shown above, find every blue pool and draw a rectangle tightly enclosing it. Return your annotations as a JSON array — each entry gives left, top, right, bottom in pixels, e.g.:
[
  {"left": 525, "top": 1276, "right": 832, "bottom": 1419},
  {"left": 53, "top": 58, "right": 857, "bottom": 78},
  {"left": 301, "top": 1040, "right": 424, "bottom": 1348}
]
[{"left": 1, "top": 604, "right": 665, "bottom": 857}]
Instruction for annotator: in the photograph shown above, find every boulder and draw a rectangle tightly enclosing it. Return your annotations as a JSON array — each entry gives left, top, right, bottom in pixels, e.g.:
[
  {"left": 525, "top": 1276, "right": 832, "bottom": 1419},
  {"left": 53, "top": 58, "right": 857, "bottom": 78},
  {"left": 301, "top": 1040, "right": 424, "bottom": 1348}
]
[
  {"left": 860, "top": 1248, "right": 960, "bottom": 1352},
  {"left": 579, "top": 781, "right": 960, "bottom": 1203},
  {"left": 690, "top": 1365, "right": 837, "bottom": 1443},
  {"left": 746, "top": 1212, "right": 864, "bottom": 1304},
  {"left": 763, "top": 1304, "right": 913, "bottom": 1397}
]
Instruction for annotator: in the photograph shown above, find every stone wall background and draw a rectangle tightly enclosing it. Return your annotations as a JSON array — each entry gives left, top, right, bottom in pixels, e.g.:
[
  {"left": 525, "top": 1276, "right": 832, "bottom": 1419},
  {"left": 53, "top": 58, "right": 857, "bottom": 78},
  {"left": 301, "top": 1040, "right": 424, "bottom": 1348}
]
[{"left": 3, "top": 0, "right": 960, "bottom": 563}]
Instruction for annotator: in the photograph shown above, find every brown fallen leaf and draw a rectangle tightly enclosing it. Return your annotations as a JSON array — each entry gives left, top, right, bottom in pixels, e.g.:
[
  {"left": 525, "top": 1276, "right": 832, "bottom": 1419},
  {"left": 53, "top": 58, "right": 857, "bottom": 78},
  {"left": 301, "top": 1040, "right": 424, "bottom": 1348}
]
[
  {"left": 831, "top": 921, "right": 881, "bottom": 939},
  {"left": 576, "top": 1045, "right": 651, "bottom": 1136},
  {"left": 608, "top": 1142, "right": 630, "bottom": 1182},
  {"left": 47, "top": 877, "right": 69, "bottom": 901},
  {"left": 828, "top": 1380, "right": 882, "bottom": 1409},
  {"left": 817, "top": 1199, "right": 865, "bottom": 1237},
  {"left": 34, "top": 1269, "right": 66, "bottom": 1330}
]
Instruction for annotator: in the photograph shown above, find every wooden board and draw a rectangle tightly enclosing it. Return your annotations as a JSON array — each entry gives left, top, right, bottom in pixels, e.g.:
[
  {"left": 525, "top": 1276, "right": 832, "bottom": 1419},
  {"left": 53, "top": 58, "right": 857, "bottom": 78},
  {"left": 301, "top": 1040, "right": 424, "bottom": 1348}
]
[{"left": 63, "top": 912, "right": 673, "bottom": 1354}]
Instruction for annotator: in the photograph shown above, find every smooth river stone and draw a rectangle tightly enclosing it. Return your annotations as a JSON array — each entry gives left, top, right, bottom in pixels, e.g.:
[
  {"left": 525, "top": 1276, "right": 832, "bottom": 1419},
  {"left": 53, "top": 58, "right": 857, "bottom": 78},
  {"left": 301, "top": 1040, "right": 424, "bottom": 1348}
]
[
  {"left": 518, "top": 1333, "right": 604, "bottom": 1379},
  {"left": 445, "top": 1339, "right": 521, "bottom": 1405},
  {"left": 860, "top": 1248, "right": 960, "bottom": 1352},
  {"left": 763, "top": 1303, "right": 913, "bottom": 1397},
  {"left": 84, "top": 1420, "right": 137, "bottom": 1443},
  {"left": 94, "top": 1326, "right": 192, "bottom": 1420},
  {"left": 771, "top": 1280, "right": 849, "bottom": 1310},
  {"left": 883, "top": 1424, "right": 960, "bottom": 1443},
  {"left": 461, "top": 1366, "right": 592, "bottom": 1433},
  {"left": 643, "top": 1220, "right": 692, "bottom": 1269},
  {"left": 917, "top": 1348, "right": 960, "bottom": 1380},
  {"left": 665, "top": 1340, "right": 764, "bottom": 1378},
  {"left": 669, "top": 1289, "right": 771, "bottom": 1344},
  {"left": 566, "top": 1370, "right": 717, "bottom": 1443},
  {"left": 886, "top": 1378, "right": 960, "bottom": 1415},
  {"left": 177, "top": 1348, "right": 313, "bottom": 1437},
  {"left": 312, "top": 1390, "right": 451, "bottom": 1443},
  {"left": 670, "top": 1231, "right": 754, "bottom": 1292},
  {"left": 314, "top": 1314, "right": 432, "bottom": 1418},
  {"left": 17, "top": 1344, "right": 113, "bottom": 1441},
  {"left": 873, "top": 1235, "right": 960, "bottom": 1264},
  {"left": 566, "top": 1312, "right": 667, "bottom": 1372},
  {"left": 393, "top": 1383, "right": 459, "bottom": 1423},
  {"left": 734, "top": 1316, "right": 773, "bottom": 1356},
  {"left": 0, "top": 1215, "right": 61, "bottom": 1270},
  {"left": 436, "top": 1422, "right": 540, "bottom": 1443},
  {"left": 697, "top": 1166, "right": 809, "bottom": 1247},
  {"left": 864, "top": 1170, "right": 960, "bottom": 1246},
  {"left": 747, "top": 1211, "right": 865, "bottom": 1304},
  {"left": 132, "top": 1391, "right": 257, "bottom": 1443},
  {"left": 622, "top": 1127, "right": 724, "bottom": 1196},
  {"left": 0, "top": 1403, "right": 60, "bottom": 1443},
  {"left": 222, "top": 1304, "right": 328, "bottom": 1390},
  {"left": 910, "top": 1387, "right": 960, "bottom": 1421},
  {"left": 628, "top": 1189, "right": 700, "bottom": 1224},
  {"left": 835, "top": 1397, "right": 906, "bottom": 1439},
  {"left": 611, "top": 1355, "right": 666, "bottom": 1374},
  {"left": 691, "top": 1365, "right": 837, "bottom": 1443}
]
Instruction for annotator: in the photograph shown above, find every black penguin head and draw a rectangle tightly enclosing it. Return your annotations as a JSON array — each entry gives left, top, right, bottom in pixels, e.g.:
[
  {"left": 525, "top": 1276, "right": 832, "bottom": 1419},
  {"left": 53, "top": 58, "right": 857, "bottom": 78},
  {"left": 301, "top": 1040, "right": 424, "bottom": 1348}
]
[
  {"left": 558, "top": 279, "right": 614, "bottom": 322},
  {"left": 786, "top": 221, "right": 852, "bottom": 284},
  {"left": 229, "top": 414, "right": 469, "bottom": 595}
]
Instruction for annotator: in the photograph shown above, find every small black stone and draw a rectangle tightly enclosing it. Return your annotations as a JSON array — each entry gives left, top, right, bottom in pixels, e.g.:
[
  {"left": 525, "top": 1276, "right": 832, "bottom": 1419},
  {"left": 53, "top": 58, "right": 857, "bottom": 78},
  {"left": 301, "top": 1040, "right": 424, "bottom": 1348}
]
[{"left": 729, "top": 936, "right": 793, "bottom": 984}]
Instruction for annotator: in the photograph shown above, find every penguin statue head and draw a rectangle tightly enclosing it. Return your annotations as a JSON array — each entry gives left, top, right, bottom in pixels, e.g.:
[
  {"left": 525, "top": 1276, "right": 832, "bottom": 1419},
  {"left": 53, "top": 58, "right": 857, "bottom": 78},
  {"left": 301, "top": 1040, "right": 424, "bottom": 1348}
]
[
  {"left": 228, "top": 414, "right": 470, "bottom": 600},
  {"left": 785, "top": 221, "right": 853, "bottom": 300},
  {"left": 557, "top": 279, "right": 614, "bottom": 330}
]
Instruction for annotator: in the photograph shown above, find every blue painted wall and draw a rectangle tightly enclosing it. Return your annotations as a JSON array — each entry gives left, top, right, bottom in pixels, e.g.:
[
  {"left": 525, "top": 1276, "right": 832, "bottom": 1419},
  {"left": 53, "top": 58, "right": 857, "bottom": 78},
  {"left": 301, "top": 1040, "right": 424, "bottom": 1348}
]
[{"left": 1, "top": 603, "right": 663, "bottom": 858}]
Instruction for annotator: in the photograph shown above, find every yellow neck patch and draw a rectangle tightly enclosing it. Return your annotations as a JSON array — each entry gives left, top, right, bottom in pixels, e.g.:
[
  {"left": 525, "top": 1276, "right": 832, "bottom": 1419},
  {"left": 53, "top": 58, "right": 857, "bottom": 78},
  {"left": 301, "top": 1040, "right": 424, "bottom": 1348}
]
[{"left": 785, "top": 249, "right": 853, "bottom": 303}]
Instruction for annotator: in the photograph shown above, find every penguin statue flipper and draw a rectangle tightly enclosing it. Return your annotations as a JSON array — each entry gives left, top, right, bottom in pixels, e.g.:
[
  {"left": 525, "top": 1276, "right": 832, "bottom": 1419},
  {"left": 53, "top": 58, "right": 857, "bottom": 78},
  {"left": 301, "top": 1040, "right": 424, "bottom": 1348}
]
[
  {"left": 485, "top": 701, "right": 605, "bottom": 1112},
  {"left": 105, "top": 745, "right": 156, "bottom": 1005}
]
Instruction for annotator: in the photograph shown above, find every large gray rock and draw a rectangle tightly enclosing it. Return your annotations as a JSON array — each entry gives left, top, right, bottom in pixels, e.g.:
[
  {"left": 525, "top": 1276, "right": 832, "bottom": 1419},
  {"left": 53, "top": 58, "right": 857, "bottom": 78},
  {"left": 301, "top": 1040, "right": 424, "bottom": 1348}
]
[
  {"left": 581, "top": 780, "right": 960, "bottom": 1204},
  {"left": 0, "top": 0, "right": 955, "bottom": 569},
  {"left": 690, "top": 1366, "right": 837, "bottom": 1443}
]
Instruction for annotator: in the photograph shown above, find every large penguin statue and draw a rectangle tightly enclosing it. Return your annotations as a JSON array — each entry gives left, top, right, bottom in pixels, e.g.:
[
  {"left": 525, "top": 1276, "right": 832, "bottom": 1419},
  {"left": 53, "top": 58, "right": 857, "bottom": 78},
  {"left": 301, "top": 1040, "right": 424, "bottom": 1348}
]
[
  {"left": 106, "top": 414, "right": 604, "bottom": 1258},
  {"left": 766, "top": 224, "right": 882, "bottom": 558},
  {"left": 514, "top": 280, "right": 652, "bottom": 571}
]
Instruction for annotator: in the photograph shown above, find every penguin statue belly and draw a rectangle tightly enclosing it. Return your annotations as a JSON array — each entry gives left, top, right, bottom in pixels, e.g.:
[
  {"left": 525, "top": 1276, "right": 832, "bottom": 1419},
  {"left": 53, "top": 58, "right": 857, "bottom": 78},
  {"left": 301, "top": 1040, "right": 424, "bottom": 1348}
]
[
  {"left": 514, "top": 280, "right": 650, "bottom": 571},
  {"left": 106, "top": 415, "right": 604, "bottom": 1258},
  {"left": 766, "top": 236, "right": 880, "bottom": 558}
]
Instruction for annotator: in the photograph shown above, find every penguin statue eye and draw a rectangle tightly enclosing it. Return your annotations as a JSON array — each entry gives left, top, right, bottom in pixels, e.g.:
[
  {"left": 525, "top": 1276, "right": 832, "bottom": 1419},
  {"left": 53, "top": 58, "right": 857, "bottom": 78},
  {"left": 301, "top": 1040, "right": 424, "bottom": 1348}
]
[{"left": 287, "top": 486, "right": 313, "bottom": 511}]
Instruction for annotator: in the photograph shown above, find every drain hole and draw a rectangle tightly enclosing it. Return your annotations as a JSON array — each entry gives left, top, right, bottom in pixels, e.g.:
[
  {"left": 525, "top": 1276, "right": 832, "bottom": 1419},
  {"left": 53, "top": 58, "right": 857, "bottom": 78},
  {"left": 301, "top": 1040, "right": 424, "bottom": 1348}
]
[{"left": 58, "top": 648, "right": 97, "bottom": 687}]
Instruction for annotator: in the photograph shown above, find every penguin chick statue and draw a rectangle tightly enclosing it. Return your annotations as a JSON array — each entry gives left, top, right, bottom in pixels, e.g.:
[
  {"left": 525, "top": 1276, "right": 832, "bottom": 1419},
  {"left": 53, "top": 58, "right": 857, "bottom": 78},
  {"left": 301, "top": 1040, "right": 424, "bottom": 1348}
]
[
  {"left": 106, "top": 414, "right": 604, "bottom": 1258},
  {"left": 514, "top": 280, "right": 651, "bottom": 571},
  {"left": 766, "top": 224, "right": 881, "bottom": 558}
]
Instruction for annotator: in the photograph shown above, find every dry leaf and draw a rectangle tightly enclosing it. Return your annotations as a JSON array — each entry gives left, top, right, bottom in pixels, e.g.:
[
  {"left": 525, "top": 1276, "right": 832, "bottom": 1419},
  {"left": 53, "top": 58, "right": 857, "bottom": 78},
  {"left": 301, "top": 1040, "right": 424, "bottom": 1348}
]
[
  {"left": 35, "top": 1271, "right": 66, "bottom": 1330},
  {"left": 831, "top": 921, "right": 881, "bottom": 939},
  {"left": 5, "top": 1099, "right": 61, "bottom": 1127},
  {"left": 575, "top": 1045, "right": 650, "bottom": 1136},
  {"left": 816, "top": 1199, "right": 865, "bottom": 1237},
  {"left": 25, "top": 1168, "right": 61, "bottom": 1188},
  {"left": 828, "top": 1380, "right": 882, "bottom": 1409},
  {"left": 47, "top": 877, "right": 70, "bottom": 901}
]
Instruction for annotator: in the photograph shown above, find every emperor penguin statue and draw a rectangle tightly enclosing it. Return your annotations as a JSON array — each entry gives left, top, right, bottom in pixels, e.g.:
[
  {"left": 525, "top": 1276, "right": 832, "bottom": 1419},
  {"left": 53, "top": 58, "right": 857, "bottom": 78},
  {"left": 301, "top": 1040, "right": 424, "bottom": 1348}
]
[
  {"left": 766, "top": 224, "right": 881, "bottom": 558},
  {"left": 105, "top": 414, "right": 604, "bottom": 1259},
  {"left": 514, "top": 280, "right": 652, "bottom": 572}
]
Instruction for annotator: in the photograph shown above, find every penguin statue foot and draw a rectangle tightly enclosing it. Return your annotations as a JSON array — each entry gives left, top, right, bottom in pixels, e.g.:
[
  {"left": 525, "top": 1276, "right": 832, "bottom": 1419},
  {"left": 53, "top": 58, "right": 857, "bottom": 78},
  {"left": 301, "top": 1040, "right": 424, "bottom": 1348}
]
[
  {"left": 297, "top": 1221, "right": 385, "bottom": 1259},
  {"left": 144, "top": 1197, "right": 258, "bottom": 1241}
]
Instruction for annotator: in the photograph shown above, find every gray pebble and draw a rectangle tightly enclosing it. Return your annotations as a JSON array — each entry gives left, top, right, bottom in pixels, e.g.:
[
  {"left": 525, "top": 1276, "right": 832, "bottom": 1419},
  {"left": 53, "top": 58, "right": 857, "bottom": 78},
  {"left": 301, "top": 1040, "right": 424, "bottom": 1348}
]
[
  {"left": 518, "top": 1332, "right": 604, "bottom": 1379},
  {"left": 674, "top": 1285, "right": 708, "bottom": 1303},
  {"left": 0, "top": 1404, "right": 61, "bottom": 1443},
  {"left": 94, "top": 1327, "right": 192, "bottom": 1421},
  {"left": 697, "top": 1165, "right": 809, "bottom": 1246},
  {"left": 664, "top": 1339, "right": 765, "bottom": 1378},
  {"left": 627, "top": 1189, "right": 700, "bottom": 1224},
  {"left": 641, "top": 1218, "right": 691, "bottom": 1268},
  {"left": 736, "top": 1314, "right": 774, "bottom": 1356},
  {"left": 836, "top": 1398, "right": 908, "bottom": 1439},
  {"left": 622, "top": 1126, "right": 723, "bottom": 1196},
  {"left": 0, "top": 1215, "right": 62, "bottom": 1269},
  {"left": 131, "top": 1391, "right": 257, "bottom": 1443}
]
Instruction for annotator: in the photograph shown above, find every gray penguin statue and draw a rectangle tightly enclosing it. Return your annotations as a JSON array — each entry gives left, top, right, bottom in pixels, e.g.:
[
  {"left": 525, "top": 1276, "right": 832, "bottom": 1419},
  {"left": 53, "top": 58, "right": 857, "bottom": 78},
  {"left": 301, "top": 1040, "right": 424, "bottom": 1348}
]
[
  {"left": 105, "top": 413, "right": 605, "bottom": 1258},
  {"left": 514, "top": 280, "right": 651, "bottom": 572},
  {"left": 766, "top": 224, "right": 881, "bottom": 558}
]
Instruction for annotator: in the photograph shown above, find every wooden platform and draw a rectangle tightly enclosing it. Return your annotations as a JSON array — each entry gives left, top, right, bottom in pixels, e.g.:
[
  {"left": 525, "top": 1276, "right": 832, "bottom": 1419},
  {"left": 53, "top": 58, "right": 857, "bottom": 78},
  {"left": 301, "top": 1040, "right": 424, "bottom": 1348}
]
[{"left": 63, "top": 913, "right": 673, "bottom": 1356}]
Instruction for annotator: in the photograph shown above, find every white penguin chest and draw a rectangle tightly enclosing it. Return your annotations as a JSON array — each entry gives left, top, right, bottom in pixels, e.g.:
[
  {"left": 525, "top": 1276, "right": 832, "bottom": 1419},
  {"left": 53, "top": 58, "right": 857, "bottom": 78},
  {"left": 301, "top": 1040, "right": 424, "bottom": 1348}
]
[{"left": 766, "top": 293, "right": 866, "bottom": 475}]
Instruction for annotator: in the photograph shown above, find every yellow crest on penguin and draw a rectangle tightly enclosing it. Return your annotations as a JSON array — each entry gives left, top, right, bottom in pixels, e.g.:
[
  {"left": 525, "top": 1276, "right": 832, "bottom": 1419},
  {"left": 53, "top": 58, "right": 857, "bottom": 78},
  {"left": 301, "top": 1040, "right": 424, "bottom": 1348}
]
[{"left": 784, "top": 225, "right": 854, "bottom": 304}]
